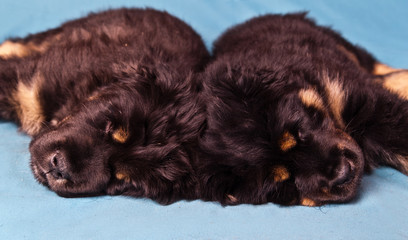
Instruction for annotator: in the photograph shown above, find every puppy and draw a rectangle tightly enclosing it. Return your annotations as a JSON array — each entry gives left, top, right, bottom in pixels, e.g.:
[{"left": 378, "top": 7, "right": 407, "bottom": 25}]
[
  {"left": 0, "top": 8, "right": 209, "bottom": 204},
  {"left": 199, "top": 13, "right": 408, "bottom": 206}
]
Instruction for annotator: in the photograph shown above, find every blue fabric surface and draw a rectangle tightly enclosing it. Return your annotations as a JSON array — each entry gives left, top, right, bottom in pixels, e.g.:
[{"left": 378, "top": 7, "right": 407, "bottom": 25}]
[{"left": 1, "top": 1, "right": 407, "bottom": 239}]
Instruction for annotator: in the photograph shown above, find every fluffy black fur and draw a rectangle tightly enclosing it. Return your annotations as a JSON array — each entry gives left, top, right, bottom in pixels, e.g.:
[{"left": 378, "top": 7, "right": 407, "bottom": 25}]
[
  {"left": 198, "top": 13, "right": 408, "bottom": 206},
  {"left": 0, "top": 8, "right": 209, "bottom": 204},
  {"left": 1, "top": 10, "right": 408, "bottom": 206}
]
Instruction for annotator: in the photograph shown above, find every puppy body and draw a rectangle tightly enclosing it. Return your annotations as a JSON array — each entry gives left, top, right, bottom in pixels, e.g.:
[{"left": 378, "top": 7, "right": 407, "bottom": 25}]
[
  {"left": 0, "top": 8, "right": 209, "bottom": 204},
  {"left": 199, "top": 13, "right": 408, "bottom": 205}
]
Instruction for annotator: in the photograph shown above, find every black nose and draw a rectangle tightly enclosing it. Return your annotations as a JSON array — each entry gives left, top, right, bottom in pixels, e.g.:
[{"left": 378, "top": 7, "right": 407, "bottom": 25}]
[{"left": 49, "top": 151, "right": 70, "bottom": 180}]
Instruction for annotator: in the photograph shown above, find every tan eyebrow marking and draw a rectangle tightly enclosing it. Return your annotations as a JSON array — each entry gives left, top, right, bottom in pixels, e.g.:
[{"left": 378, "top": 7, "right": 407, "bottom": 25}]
[
  {"left": 279, "top": 131, "right": 297, "bottom": 152},
  {"left": 272, "top": 165, "right": 290, "bottom": 182},
  {"left": 298, "top": 88, "right": 325, "bottom": 111},
  {"left": 112, "top": 126, "right": 129, "bottom": 143}
]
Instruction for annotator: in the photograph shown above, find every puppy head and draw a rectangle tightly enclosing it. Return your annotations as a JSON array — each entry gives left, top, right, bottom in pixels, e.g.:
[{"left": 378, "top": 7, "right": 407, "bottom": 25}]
[
  {"left": 29, "top": 116, "right": 114, "bottom": 197},
  {"left": 271, "top": 89, "right": 364, "bottom": 205},
  {"left": 29, "top": 90, "right": 143, "bottom": 197},
  {"left": 29, "top": 65, "right": 202, "bottom": 201},
  {"left": 202, "top": 64, "right": 365, "bottom": 206}
]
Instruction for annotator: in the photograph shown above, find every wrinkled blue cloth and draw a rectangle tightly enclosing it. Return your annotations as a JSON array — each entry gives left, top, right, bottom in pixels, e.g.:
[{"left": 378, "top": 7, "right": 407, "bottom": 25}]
[{"left": 0, "top": 1, "right": 407, "bottom": 239}]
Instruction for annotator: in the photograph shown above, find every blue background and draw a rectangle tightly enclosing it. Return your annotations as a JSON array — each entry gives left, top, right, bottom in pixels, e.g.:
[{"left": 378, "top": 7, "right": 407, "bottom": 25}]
[{"left": 1, "top": 1, "right": 407, "bottom": 239}]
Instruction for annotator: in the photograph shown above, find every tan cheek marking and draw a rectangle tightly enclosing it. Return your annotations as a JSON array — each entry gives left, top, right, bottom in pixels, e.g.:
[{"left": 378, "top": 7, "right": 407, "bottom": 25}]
[
  {"left": 272, "top": 165, "right": 290, "bottom": 182},
  {"left": 298, "top": 88, "right": 325, "bottom": 111},
  {"left": 112, "top": 126, "right": 129, "bottom": 143},
  {"left": 322, "top": 72, "right": 346, "bottom": 129},
  {"left": 301, "top": 198, "right": 316, "bottom": 207},
  {"left": 12, "top": 74, "right": 44, "bottom": 135},
  {"left": 382, "top": 71, "right": 408, "bottom": 100},
  {"left": 373, "top": 63, "right": 401, "bottom": 75},
  {"left": 279, "top": 131, "right": 297, "bottom": 152},
  {"left": 116, "top": 172, "right": 131, "bottom": 182}
]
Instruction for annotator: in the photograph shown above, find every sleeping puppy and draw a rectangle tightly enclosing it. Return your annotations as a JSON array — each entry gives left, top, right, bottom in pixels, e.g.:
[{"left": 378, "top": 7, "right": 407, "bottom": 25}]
[
  {"left": 0, "top": 8, "right": 209, "bottom": 204},
  {"left": 199, "top": 13, "right": 408, "bottom": 206}
]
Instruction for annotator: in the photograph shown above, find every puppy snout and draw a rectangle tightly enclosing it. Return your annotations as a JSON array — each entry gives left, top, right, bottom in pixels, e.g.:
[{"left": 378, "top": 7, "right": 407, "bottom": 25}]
[{"left": 49, "top": 151, "right": 70, "bottom": 180}]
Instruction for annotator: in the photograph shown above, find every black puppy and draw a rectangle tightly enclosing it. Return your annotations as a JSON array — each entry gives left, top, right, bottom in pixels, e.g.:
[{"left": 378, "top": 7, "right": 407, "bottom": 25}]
[
  {"left": 199, "top": 13, "right": 408, "bottom": 206},
  {"left": 0, "top": 8, "right": 209, "bottom": 204}
]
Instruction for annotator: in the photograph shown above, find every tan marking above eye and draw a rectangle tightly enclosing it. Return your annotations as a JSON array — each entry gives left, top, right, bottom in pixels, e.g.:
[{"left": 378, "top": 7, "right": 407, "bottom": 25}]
[
  {"left": 112, "top": 126, "right": 129, "bottom": 143},
  {"left": 11, "top": 73, "right": 45, "bottom": 135},
  {"left": 298, "top": 88, "right": 325, "bottom": 111},
  {"left": 272, "top": 165, "right": 290, "bottom": 182},
  {"left": 279, "top": 131, "right": 297, "bottom": 152}
]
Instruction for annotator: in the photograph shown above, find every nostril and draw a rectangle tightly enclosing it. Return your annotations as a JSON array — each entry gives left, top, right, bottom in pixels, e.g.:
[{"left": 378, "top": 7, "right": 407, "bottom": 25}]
[
  {"left": 52, "top": 154, "right": 58, "bottom": 167},
  {"left": 51, "top": 170, "right": 64, "bottom": 179},
  {"left": 332, "top": 161, "right": 352, "bottom": 186},
  {"left": 49, "top": 151, "right": 69, "bottom": 180},
  {"left": 50, "top": 151, "right": 64, "bottom": 168}
]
